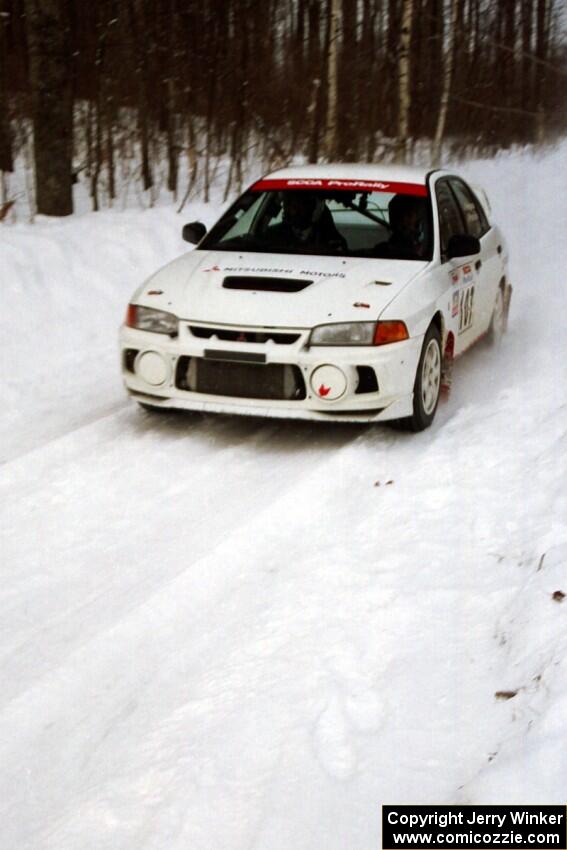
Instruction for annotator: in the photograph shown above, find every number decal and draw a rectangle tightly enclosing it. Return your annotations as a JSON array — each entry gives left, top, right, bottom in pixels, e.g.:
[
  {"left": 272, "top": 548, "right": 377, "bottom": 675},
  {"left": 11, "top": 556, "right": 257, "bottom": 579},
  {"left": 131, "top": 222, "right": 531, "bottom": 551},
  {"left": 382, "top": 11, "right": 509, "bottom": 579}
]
[{"left": 458, "top": 284, "right": 474, "bottom": 333}]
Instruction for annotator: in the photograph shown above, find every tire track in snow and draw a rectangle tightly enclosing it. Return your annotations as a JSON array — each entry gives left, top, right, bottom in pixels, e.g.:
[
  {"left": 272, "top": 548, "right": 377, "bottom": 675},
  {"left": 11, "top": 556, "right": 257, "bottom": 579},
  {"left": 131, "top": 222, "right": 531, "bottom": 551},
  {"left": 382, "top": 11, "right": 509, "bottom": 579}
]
[
  {"left": 0, "top": 422, "right": 530, "bottom": 850},
  {"left": 0, "top": 404, "right": 364, "bottom": 709},
  {"left": 0, "top": 429, "right": 378, "bottom": 850}
]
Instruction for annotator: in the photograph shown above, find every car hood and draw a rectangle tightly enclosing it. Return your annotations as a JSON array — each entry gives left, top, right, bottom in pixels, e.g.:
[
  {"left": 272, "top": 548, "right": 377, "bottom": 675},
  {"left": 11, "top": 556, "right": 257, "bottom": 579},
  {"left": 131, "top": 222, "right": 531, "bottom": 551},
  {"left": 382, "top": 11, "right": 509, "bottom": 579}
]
[{"left": 132, "top": 250, "right": 427, "bottom": 327}]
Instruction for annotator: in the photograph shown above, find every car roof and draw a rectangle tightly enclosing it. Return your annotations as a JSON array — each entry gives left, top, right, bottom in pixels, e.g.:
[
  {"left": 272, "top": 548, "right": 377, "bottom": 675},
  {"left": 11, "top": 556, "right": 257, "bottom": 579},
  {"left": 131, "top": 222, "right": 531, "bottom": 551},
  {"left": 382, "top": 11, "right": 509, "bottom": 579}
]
[{"left": 264, "top": 163, "right": 433, "bottom": 185}]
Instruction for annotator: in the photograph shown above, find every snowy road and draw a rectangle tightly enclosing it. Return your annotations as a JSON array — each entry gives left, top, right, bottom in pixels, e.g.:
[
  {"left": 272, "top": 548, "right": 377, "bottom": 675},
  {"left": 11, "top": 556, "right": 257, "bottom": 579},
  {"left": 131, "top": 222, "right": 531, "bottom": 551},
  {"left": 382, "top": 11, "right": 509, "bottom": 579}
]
[{"left": 1, "top": 147, "right": 566, "bottom": 849}]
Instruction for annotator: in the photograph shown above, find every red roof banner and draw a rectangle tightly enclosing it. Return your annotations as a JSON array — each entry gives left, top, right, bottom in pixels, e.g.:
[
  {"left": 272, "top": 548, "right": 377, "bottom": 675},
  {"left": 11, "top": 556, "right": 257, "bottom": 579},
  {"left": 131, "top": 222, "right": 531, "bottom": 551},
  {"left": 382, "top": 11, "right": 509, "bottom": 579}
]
[{"left": 251, "top": 178, "right": 428, "bottom": 196}]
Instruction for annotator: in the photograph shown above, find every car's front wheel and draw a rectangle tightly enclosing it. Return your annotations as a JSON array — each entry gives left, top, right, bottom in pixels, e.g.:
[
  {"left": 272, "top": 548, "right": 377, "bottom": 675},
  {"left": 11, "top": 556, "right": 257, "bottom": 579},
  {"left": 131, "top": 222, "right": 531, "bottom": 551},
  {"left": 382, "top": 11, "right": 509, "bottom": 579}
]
[{"left": 406, "top": 324, "right": 442, "bottom": 431}]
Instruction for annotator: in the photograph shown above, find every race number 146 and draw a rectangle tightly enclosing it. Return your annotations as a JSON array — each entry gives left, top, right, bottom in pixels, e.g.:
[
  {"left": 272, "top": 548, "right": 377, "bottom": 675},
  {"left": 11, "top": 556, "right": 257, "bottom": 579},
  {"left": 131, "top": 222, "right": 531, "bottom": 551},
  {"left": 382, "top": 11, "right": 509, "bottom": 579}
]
[{"left": 459, "top": 285, "right": 474, "bottom": 333}]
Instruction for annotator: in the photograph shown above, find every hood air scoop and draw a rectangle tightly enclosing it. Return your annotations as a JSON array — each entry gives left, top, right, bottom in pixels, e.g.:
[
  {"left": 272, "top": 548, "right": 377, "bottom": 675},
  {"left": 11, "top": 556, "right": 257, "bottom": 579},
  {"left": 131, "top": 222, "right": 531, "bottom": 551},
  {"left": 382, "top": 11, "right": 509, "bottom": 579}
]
[{"left": 222, "top": 275, "right": 312, "bottom": 293}]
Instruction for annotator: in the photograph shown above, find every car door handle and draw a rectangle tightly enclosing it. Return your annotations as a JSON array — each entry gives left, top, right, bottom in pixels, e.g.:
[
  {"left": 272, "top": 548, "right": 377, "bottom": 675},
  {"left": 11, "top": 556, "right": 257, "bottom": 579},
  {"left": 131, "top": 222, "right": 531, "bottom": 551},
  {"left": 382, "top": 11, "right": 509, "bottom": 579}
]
[{"left": 475, "top": 259, "right": 482, "bottom": 271}]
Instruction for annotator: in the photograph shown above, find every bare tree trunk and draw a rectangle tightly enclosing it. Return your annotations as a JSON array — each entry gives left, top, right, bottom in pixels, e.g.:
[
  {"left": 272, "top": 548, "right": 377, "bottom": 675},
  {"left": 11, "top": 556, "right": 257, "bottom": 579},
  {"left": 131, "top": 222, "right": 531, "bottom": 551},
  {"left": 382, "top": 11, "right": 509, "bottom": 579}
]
[
  {"left": 359, "top": 0, "right": 376, "bottom": 162},
  {"left": 139, "top": 101, "right": 152, "bottom": 191},
  {"left": 25, "top": 0, "right": 73, "bottom": 215},
  {"left": 521, "top": 0, "right": 534, "bottom": 138},
  {"left": 397, "top": 0, "right": 414, "bottom": 162},
  {"left": 128, "top": 0, "right": 153, "bottom": 191},
  {"left": 325, "top": 0, "right": 340, "bottom": 160},
  {"left": 91, "top": 11, "right": 105, "bottom": 212},
  {"left": 432, "top": 0, "right": 458, "bottom": 165},
  {"left": 90, "top": 99, "right": 103, "bottom": 211},
  {"left": 534, "top": 0, "right": 549, "bottom": 142},
  {"left": 504, "top": 0, "right": 517, "bottom": 138},
  {"left": 204, "top": 122, "right": 211, "bottom": 204},
  {"left": 307, "top": 78, "right": 322, "bottom": 163},
  {"left": 385, "top": 0, "right": 400, "bottom": 138},
  {"left": 362, "top": 0, "right": 377, "bottom": 160},
  {"left": 307, "top": 0, "right": 327, "bottom": 163},
  {"left": 177, "top": 116, "right": 199, "bottom": 214},
  {"left": 166, "top": 0, "right": 179, "bottom": 196},
  {"left": 339, "top": 0, "right": 356, "bottom": 158},
  {"left": 223, "top": 139, "right": 234, "bottom": 203},
  {"left": 296, "top": 0, "right": 306, "bottom": 81},
  {"left": 166, "top": 81, "right": 178, "bottom": 196},
  {"left": 0, "top": 5, "right": 13, "bottom": 174},
  {"left": 106, "top": 109, "right": 116, "bottom": 202}
]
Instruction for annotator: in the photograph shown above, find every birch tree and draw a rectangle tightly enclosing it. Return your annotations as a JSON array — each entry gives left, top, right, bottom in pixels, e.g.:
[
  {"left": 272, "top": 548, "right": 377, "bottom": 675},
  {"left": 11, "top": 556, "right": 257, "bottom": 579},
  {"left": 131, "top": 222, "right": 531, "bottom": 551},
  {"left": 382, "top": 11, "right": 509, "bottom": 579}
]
[
  {"left": 397, "top": 0, "right": 415, "bottom": 162},
  {"left": 325, "top": 0, "right": 340, "bottom": 160},
  {"left": 432, "top": 0, "right": 459, "bottom": 165}
]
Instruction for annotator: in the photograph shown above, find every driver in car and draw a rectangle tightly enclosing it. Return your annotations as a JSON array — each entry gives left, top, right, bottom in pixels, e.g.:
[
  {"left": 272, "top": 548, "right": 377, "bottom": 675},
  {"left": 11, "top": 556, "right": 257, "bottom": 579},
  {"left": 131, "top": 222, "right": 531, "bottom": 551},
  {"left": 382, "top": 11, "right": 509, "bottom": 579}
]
[
  {"left": 374, "top": 194, "right": 428, "bottom": 260},
  {"left": 266, "top": 192, "right": 347, "bottom": 253}
]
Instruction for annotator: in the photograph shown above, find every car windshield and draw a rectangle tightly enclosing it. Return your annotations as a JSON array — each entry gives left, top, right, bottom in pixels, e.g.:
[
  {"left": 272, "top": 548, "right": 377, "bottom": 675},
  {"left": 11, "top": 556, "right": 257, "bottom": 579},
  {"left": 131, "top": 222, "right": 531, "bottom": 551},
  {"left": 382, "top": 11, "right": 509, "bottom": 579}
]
[{"left": 200, "top": 179, "right": 432, "bottom": 261}]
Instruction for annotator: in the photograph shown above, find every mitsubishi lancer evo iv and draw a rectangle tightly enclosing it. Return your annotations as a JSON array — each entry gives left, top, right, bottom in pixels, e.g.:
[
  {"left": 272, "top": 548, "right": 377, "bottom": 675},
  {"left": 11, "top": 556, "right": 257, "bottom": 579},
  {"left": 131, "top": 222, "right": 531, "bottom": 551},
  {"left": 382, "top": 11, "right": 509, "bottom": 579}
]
[{"left": 120, "top": 164, "right": 512, "bottom": 431}]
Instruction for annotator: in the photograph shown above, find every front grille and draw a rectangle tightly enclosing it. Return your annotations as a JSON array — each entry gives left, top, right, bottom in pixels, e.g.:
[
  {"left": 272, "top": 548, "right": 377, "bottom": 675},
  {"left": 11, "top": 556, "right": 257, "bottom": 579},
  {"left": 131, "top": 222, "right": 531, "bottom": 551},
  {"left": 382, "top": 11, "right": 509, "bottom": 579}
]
[
  {"left": 188, "top": 326, "right": 300, "bottom": 345},
  {"left": 176, "top": 356, "right": 306, "bottom": 401}
]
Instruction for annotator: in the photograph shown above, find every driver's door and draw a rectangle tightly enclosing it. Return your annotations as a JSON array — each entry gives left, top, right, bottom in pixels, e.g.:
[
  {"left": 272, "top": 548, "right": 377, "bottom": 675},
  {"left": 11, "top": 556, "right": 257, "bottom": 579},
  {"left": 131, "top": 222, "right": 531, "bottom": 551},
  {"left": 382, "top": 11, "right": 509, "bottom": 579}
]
[
  {"left": 436, "top": 179, "right": 482, "bottom": 354},
  {"left": 448, "top": 177, "right": 500, "bottom": 338}
]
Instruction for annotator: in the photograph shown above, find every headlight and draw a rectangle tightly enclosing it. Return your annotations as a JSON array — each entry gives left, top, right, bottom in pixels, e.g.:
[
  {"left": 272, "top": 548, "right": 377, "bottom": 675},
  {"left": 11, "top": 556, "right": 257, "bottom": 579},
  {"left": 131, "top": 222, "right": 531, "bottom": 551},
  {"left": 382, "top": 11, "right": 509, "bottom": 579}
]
[
  {"left": 308, "top": 320, "right": 409, "bottom": 346},
  {"left": 309, "top": 322, "right": 376, "bottom": 346},
  {"left": 126, "top": 304, "right": 178, "bottom": 336}
]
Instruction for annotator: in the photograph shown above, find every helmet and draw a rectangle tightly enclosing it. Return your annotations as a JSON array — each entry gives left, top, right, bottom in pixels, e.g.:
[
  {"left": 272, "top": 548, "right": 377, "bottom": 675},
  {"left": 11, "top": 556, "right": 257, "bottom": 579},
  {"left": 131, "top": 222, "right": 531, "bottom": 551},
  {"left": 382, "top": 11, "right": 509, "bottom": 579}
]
[
  {"left": 388, "top": 194, "right": 426, "bottom": 232},
  {"left": 282, "top": 192, "right": 325, "bottom": 233}
]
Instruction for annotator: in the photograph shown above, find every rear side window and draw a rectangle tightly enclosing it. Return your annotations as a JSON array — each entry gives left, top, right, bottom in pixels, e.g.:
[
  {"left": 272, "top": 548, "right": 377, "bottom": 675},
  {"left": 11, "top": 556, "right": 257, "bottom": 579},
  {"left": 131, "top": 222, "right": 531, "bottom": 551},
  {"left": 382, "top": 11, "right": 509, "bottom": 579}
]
[
  {"left": 435, "top": 180, "right": 465, "bottom": 258},
  {"left": 449, "top": 178, "right": 490, "bottom": 238}
]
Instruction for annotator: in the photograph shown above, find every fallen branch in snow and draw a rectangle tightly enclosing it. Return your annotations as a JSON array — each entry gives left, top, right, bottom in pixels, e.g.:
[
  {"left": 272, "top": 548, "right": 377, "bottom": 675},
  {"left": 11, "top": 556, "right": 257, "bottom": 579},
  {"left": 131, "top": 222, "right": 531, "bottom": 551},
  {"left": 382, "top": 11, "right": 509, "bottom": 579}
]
[
  {"left": 495, "top": 690, "right": 519, "bottom": 701},
  {"left": 0, "top": 199, "right": 15, "bottom": 221}
]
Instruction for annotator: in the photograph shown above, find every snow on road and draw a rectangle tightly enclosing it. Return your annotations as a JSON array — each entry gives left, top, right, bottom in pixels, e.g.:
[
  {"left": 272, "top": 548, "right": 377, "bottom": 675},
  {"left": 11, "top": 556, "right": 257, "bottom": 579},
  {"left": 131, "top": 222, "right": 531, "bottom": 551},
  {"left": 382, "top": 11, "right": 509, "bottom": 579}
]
[{"left": 1, "top": 145, "right": 566, "bottom": 850}]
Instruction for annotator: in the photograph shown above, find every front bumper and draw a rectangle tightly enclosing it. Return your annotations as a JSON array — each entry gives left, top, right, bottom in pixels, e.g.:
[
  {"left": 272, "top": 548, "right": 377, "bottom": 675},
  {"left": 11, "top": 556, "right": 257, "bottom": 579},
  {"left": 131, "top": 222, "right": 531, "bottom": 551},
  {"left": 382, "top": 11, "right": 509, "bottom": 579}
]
[{"left": 120, "top": 320, "right": 422, "bottom": 423}]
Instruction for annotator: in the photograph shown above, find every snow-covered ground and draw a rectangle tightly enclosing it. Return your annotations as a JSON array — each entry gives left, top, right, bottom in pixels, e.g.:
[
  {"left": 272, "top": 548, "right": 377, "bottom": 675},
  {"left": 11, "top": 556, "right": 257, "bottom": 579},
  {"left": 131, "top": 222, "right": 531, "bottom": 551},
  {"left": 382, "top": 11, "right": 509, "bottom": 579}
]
[{"left": 1, "top": 144, "right": 566, "bottom": 850}]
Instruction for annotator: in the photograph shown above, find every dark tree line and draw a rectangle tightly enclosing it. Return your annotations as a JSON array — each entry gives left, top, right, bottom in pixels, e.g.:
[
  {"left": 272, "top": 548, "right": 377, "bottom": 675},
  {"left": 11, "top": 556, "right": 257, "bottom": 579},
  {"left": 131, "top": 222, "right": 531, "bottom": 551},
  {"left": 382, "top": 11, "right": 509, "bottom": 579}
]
[{"left": 0, "top": 0, "right": 565, "bottom": 216}]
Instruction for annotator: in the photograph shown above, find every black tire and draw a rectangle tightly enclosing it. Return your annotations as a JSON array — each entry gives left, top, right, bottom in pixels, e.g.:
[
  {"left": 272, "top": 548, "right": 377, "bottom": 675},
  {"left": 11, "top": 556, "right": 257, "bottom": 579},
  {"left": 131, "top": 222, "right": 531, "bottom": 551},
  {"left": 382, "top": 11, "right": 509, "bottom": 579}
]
[{"left": 405, "top": 324, "right": 442, "bottom": 432}]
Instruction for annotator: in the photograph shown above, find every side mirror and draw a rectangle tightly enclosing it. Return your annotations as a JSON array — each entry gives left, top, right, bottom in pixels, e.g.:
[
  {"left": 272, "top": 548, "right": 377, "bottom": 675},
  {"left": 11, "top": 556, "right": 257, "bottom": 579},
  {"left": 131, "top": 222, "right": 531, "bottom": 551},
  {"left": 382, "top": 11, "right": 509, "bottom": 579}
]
[
  {"left": 182, "top": 221, "right": 207, "bottom": 244},
  {"left": 447, "top": 234, "right": 481, "bottom": 259}
]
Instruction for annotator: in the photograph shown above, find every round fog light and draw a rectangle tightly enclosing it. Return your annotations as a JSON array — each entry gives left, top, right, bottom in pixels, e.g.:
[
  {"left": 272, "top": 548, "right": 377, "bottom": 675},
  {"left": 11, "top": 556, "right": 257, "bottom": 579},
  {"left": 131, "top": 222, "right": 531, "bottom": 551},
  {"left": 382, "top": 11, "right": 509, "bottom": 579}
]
[
  {"left": 310, "top": 364, "right": 347, "bottom": 400},
  {"left": 136, "top": 351, "right": 168, "bottom": 386}
]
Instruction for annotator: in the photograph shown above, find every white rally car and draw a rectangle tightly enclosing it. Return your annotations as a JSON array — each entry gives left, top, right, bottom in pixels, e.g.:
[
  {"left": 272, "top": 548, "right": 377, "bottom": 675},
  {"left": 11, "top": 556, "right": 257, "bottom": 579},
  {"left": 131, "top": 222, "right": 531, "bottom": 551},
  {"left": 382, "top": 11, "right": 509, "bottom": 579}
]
[{"left": 121, "top": 164, "right": 511, "bottom": 430}]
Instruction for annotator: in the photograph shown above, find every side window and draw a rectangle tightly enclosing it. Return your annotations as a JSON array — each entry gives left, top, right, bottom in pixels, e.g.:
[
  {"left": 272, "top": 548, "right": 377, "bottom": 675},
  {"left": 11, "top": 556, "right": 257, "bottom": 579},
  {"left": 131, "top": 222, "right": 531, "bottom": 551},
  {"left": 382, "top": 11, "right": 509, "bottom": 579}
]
[
  {"left": 435, "top": 181, "right": 465, "bottom": 259},
  {"left": 449, "top": 179, "right": 489, "bottom": 238},
  {"left": 469, "top": 187, "right": 490, "bottom": 235}
]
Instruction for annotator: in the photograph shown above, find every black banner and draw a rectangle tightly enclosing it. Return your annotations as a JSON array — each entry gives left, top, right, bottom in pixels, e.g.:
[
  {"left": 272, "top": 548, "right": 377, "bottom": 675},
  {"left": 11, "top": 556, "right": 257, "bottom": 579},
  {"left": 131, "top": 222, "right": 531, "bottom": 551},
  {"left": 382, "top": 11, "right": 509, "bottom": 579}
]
[{"left": 382, "top": 805, "right": 567, "bottom": 849}]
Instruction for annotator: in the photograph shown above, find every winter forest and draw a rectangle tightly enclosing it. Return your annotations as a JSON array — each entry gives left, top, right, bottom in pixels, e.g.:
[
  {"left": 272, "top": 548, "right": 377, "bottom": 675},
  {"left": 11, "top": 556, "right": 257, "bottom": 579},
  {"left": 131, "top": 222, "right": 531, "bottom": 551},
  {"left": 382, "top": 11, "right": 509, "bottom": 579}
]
[{"left": 0, "top": 0, "right": 566, "bottom": 216}]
